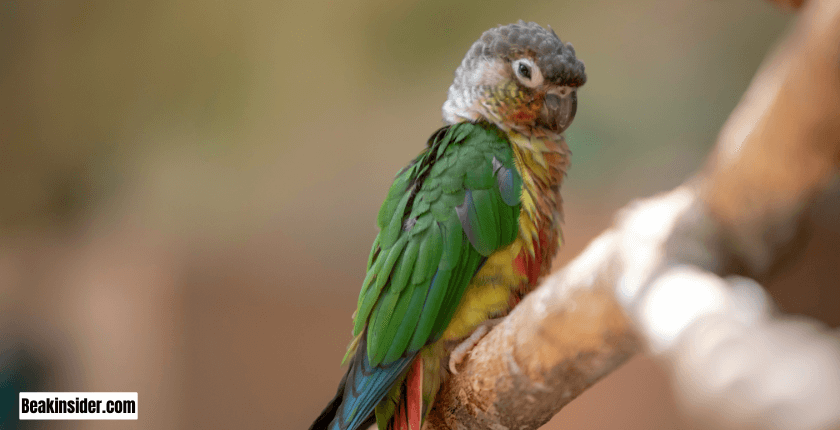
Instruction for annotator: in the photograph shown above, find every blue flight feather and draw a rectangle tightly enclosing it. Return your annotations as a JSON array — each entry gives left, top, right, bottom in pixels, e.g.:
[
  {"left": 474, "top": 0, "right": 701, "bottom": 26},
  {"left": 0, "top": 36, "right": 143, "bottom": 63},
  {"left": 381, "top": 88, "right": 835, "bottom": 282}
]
[{"left": 331, "top": 335, "right": 415, "bottom": 430}]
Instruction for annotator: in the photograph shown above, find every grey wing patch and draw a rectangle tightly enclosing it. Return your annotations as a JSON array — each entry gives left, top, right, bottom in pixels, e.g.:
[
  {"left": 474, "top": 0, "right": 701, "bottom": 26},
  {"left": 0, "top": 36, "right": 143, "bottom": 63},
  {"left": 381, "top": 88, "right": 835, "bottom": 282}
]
[
  {"left": 493, "top": 156, "right": 519, "bottom": 206},
  {"left": 455, "top": 190, "right": 476, "bottom": 247}
]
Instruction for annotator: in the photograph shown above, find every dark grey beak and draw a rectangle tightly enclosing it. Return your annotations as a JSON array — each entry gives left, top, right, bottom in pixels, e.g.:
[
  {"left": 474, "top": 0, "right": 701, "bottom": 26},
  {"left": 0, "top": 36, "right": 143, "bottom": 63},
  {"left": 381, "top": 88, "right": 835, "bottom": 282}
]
[{"left": 539, "top": 91, "right": 577, "bottom": 134}]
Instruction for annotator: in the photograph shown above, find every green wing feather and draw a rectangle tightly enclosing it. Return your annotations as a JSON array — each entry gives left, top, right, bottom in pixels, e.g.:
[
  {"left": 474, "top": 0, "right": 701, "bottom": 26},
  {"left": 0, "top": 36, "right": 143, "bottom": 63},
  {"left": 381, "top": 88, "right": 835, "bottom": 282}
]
[{"left": 354, "top": 122, "right": 522, "bottom": 367}]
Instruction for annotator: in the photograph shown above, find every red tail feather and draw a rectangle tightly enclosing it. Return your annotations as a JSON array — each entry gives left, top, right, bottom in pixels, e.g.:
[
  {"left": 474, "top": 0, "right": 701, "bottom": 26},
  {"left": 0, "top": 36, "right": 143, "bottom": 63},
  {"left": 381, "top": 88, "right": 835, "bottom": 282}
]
[
  {"left": 392, "top": 357, "right": 423, "bottom": 430},
  {"left": 406, "top": 358, "right": 423, "bottom": 430},
  {"left": 393, "top": 395, "right": 406, "bottom": 430}
]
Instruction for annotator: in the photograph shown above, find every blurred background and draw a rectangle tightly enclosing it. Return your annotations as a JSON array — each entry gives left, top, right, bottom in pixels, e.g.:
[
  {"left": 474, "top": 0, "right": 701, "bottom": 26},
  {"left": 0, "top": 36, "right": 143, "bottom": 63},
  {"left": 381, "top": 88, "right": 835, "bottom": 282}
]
[{"left": 1, "top": 0, "right": 838, "bottom": 428}]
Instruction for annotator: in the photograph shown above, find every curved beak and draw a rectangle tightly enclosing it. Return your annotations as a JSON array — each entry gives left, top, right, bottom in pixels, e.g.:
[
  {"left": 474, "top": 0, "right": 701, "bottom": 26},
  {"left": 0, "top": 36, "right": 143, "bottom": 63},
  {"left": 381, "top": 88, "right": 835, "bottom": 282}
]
[{"left": 539, "top": 90, "right": 577, "bottom": 134}]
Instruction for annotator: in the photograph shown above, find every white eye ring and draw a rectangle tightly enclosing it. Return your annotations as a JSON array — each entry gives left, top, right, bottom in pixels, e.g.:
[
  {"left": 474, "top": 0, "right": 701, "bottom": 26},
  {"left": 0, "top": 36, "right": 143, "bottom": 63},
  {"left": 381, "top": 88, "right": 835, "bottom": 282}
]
[{"left": 512, "top": 58, "right": 543, "bottom": 88}]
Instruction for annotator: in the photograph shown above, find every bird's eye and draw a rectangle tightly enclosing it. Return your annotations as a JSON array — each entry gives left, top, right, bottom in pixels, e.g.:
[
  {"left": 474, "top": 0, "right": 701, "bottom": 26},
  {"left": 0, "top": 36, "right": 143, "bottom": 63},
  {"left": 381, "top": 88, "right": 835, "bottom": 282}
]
[
  {"left": 518, "top": 63, "right": 532, "bottom": 80},
  {"left": 512, "top": 59, "right": 541, "bottom": 87}
]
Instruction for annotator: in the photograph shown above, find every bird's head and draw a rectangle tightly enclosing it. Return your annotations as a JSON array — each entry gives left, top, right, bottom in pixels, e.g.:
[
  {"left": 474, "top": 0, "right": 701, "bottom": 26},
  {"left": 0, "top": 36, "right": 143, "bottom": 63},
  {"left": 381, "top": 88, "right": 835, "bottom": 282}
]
[{"left": 442, "top": 21, "right": 586, "bottom": 138}]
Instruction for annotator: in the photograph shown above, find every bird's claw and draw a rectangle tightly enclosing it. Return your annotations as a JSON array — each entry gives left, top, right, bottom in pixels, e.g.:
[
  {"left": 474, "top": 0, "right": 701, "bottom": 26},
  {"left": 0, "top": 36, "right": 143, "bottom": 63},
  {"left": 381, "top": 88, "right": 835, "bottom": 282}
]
[{"left": 448, "top": 318, "right": 503, "bottom": 374}]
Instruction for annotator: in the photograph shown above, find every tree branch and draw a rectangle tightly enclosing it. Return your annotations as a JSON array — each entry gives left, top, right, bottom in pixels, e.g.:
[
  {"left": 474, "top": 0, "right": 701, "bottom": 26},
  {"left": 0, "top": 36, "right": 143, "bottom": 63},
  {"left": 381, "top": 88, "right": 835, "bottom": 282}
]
[
  {"left": 426, "top": 240, "right": 638, "bottom": 430},
  {"left": 425, "top": 0, "right": 840, "bottom": 428}
]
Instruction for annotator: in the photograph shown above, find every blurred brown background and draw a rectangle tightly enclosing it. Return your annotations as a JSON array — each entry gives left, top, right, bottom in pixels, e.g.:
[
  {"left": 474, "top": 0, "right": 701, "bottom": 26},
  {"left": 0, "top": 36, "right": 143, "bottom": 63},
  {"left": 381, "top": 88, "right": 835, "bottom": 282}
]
[{"left": 1, "top": 0, "right": 837, "bottom": 428}]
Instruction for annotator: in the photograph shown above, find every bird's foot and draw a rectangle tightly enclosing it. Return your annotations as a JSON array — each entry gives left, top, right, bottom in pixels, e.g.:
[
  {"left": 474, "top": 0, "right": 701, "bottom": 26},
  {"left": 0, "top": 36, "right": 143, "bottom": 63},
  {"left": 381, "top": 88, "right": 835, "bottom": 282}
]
[{"left": 448, "top": 318, "right": 504, "bottom": 374}]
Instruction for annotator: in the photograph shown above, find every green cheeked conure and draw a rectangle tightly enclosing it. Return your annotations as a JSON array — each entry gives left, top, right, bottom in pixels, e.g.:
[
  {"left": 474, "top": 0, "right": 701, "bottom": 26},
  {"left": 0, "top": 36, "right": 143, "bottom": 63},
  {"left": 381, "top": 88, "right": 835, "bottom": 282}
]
[{"left": 310, "top": 20, "right": 586, "bottom": 430}]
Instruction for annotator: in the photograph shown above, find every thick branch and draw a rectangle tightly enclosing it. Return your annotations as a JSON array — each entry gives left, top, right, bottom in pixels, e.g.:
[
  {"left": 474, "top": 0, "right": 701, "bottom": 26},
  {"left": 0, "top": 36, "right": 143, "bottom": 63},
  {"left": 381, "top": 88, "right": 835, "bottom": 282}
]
[
  {"left": 704, "top": 0, "right": 840, "bottom": 275},
  {"left": 425, "top": 0, "right": 840, "bottom": 428},
  {"left": 426, "top": 239, "right": 638, "bottom": 430}
]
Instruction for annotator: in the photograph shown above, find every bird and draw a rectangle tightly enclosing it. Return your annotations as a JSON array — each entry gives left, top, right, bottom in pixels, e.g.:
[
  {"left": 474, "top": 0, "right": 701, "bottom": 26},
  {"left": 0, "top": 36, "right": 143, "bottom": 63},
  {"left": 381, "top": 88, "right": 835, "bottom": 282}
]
[{"left": 310, "top": 20, "right": 586, "bottom": 430}]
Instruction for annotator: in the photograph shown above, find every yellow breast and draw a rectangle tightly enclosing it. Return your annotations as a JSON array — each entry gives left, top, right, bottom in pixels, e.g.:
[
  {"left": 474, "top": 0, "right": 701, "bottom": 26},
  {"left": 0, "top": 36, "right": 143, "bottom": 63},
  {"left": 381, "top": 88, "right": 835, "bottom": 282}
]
[
  {"left": 441, "top": 238, "right": 529, "bottom": 340},
  {"left": 441, "top": 131, "right": 569, "bottom": 341}
]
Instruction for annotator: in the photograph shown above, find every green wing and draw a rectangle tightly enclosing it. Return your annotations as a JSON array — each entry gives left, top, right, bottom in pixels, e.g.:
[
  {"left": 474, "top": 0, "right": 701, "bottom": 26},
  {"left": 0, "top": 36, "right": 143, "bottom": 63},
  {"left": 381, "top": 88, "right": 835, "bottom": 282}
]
[{"left": 353, "top": 121, "right": 523, "bottom": 367}]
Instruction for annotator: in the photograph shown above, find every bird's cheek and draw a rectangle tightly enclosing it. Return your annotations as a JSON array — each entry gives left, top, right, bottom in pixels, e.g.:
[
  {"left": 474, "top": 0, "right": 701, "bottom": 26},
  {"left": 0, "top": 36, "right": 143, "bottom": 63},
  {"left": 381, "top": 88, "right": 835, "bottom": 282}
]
[
  {"left": 501, "top": 100, "right": 541, "bottom": 125},
  {"left": 508, "top": 109, "right": 538, "bottom": 123}
]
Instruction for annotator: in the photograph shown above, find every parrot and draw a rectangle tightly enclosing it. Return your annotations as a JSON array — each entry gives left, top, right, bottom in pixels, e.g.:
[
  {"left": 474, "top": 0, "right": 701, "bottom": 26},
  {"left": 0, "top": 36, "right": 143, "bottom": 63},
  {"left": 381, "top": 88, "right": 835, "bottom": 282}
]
[{"left": 310, "top": 21, "right": 586, "bottom": 430}]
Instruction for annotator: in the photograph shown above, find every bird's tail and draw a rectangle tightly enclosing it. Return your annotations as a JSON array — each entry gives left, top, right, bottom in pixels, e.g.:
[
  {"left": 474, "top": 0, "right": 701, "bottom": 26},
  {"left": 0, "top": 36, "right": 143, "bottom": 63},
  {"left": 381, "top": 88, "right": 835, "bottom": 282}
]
[
  {"left": 310, "top": 335, "right": 415, "bottom": 430},
  {"left": 386, "top": 357, "right": 423, "bottom": 430}
]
